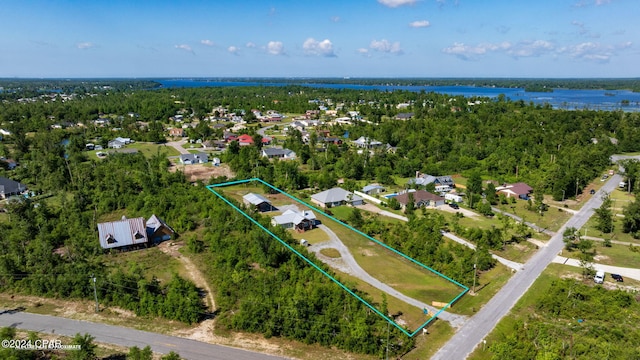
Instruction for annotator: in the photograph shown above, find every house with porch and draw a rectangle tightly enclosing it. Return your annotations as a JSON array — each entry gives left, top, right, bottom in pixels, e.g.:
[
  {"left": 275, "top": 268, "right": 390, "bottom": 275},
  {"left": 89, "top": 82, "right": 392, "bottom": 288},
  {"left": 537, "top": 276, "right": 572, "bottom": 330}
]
[
  {"left": 395, "top": 190, "right": 445, "bottom": 209},
  {"left": 496, "top": 182, "right": 533, "bottom": 199},
  {"left": 145, "top": 214, "right": 176, "bottom": 243},
  {"left": 271, "top": 209, "right": 317, "bottom": 232},
  {"left": 179, "top": 152, "right": 208, "bottom": 165},
  {"left": 0, "top": 177, "right": 27, "bottom": 199},
  {"left": 311, "top": 188, "right": 363, "bottom": 208},
  {"left": 261, "top": 147, "right": 296, "bottom": 160}
]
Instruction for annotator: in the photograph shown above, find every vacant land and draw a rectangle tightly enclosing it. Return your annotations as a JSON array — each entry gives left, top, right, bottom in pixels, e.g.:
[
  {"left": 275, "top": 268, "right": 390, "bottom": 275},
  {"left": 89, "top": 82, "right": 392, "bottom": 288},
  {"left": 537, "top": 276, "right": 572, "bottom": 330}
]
[{"left": 168, "top": 163, "right": 235, "bottom": 182}]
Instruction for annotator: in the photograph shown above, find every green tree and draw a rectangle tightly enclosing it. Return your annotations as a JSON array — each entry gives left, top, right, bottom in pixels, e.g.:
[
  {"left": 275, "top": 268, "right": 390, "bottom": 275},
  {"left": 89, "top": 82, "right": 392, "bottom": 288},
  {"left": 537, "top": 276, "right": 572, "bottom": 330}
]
[
  {"left": 347, "top": 208, "right": 365, "bottom": 229},
  {"left": 161, "top": 352, "right": 182, "bottom": 360},
  {"left": 563, "top": 227, "right": 579, "bottom": 250},
  {"left": 128, "top": 345, "right": 153, "bottom": 360},
  {"left": 594, "top": 193, "right": 614, "bottom": 233},
  {"left": 69, "top": 333, "right": 97, "bottom": 360}
]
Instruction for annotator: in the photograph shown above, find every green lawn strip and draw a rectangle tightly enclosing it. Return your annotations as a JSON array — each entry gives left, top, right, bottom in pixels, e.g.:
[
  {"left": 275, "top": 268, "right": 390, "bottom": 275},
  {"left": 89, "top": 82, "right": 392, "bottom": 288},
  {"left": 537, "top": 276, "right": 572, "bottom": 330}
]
[
  {"left": 562, "top": 241, "right": 640, "bottom": 268},
  {"left": 336, "top": 272, "right": 427, "bottom": 332},
  {"left": 127, "top": 142, "right": 180, "bottom": 157},
  {"left": 497, "top": 201, "right": 572, "bottom": 232},
  {"left": 317, "top": 212, "right": 461, "bottom": 304},
  {"left": 450, "top": 264, "right": 513, "bottom": 316},
  {"left": 402, "top": 319, "right": 454, "bottom": 360},
  {"left": 580, "top": 212, "right": 640, "bottom": 245},
  {"left": 290, "top": 228, "right": 329, "bottom": 244},
  {"left": 491, "top": 241, "right": 537, "bottom": 264},
  {"left": 319, "top": 248, "right": 341, "bottom": 258}
]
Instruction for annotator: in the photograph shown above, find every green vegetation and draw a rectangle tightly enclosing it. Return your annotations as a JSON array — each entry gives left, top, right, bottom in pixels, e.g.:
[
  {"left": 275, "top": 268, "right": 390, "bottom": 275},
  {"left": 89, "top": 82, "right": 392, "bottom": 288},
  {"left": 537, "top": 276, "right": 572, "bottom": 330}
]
[
  {"left": 319, "top": 248, "right": 341, "bottom": 258},
  {"left": 470, "top": 264, "right": 640, "bottom": 360}
]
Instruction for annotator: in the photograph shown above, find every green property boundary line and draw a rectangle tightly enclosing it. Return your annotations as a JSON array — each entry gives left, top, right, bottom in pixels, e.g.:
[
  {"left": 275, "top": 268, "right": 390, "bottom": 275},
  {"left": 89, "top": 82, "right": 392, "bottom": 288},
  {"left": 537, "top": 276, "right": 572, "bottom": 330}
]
[{"left": 206, "top": 178, "right": 468, "bottom": 337}]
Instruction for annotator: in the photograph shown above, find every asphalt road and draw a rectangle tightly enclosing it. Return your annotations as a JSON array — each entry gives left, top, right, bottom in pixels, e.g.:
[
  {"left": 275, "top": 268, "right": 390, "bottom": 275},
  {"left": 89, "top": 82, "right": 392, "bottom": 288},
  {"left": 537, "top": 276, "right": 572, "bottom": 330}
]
[
  {"left": 432, "top": 171, "right": 622, "bottom": 359},
  {"left": 0, "top": 310, "right": 285, "bottom": 360}
]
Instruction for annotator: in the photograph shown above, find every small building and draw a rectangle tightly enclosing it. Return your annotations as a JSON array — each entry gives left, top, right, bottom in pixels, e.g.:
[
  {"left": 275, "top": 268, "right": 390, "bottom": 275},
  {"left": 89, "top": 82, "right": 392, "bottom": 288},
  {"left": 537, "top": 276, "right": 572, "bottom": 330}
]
[
  {"left": 0, "top": 177, "right": 27, "bottom": 199},
  {"left": 311, "top": 188, "right": 363, "bottom": 208},
  {"left": 445, "top": 193, "right": 464, "bottom": 203},
  {"left": 179, "top": 152, "right": 208, "bottom": 165},
  {"left": 97, "top": 216, "right": 148, "bottom": 250},
  {"left": 169, "top": 128, "right": 185, "bottom": 137},
  {"left": 108, "top": 140, "right": 125, "bottom": 149},
  {"left": 300, "top": 239, "right": 309, "bottom": 246},
  {"left": 0, "top": 157, "right": 18, "bottom": 170},
  {"left": 496, "top": 182, "right": 533, "bottom": 199},
  {"left": 271, "top": 209, "right": 317, "bottom": 232},
  {"left": 353, "top": 136, "right": 383, "bottom": 149},
  {"left": 261, "top": 147, "right": 297, "bottom": 160},
  {"left": 243, "top": 193, "right": 274, "bottom": 212},
  {"left": 212, "top": 157, "right": 221, "bottom": 166},
  {"left": 145, "top": 214, "right": 175, "bottom": 243},
  {"left": 362, "top": 184, "right": 385, "bottom": 195},
  {"left": 395, "top": 190, "right": 445, "bottom": 209}
]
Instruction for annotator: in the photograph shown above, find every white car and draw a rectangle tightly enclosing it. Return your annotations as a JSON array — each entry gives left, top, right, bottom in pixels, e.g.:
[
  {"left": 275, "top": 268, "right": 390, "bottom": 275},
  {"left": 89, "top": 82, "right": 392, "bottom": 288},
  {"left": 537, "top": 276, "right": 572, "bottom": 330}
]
[{"left": 594, "top": 270, "right": 605, "bottom": 284}]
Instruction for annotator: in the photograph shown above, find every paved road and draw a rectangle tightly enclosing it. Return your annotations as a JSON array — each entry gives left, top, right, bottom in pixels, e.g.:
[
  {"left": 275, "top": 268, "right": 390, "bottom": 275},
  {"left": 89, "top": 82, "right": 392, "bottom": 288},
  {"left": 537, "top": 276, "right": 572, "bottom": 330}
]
[
  {"left": 432, "top": 171, "right": 622, "bottom": 359},
  {"left": 312, "top": 225, "right": 468, "bottom": 328},
  {"left": 166, "top": 139, "right": 190, "bottom": 155},
  {"left": 0, "top": 310, "right": 284, "bottom": 360},
  {"left": 552, "top": 256, "right": 640, "bottom": 281}
]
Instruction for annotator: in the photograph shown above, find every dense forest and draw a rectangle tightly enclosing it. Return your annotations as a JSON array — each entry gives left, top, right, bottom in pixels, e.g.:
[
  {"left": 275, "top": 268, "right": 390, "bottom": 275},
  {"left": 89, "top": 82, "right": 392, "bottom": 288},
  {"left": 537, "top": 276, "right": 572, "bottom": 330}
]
[{"left": 2, "top": 80, "right": 640, "bottom": 357}]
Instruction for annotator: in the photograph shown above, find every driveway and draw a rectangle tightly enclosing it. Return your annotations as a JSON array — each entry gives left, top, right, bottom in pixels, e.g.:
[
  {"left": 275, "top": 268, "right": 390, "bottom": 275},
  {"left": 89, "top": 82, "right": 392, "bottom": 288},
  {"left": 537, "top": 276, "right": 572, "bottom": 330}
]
[
  {"left": 166, "top": 139, "right": 190, "bottom": 155},
  {"left": 552, "top": 256, "right": 640, "bottom": 281},
  {"left": 311, "top": 224, "right": 468, "bottom": 329}
]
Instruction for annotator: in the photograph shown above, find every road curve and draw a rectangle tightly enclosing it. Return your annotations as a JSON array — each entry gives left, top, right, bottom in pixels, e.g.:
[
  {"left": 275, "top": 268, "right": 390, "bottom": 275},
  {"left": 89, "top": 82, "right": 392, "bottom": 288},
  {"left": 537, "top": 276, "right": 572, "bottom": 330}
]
[
  {"left": 0, "top": 310, "right": 285, "bottom": 360},
  {"left": 313, "top": 225, "right": 468, "bottom": 328},
  {"left": 432, "top": 171, "right": 622, "bottom": 359}
]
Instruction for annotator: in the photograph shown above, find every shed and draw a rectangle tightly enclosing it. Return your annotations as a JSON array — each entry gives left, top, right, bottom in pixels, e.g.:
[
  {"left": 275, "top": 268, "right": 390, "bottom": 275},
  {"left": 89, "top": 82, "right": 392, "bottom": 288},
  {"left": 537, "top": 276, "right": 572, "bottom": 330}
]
[{"left": 243, "top": 193, "right": 274, "bottom": 212}]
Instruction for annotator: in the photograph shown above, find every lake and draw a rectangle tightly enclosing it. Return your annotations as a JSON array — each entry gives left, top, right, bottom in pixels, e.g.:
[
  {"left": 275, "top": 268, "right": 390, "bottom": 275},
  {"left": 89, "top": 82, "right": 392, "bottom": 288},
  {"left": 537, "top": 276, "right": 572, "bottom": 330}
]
[{"left": 156, "top": 79, "right": 640, "bottom": 112}]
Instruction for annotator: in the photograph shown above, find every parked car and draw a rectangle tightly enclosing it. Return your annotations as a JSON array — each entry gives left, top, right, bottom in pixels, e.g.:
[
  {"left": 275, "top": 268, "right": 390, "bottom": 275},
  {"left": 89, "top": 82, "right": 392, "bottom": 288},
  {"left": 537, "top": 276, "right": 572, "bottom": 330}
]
[
  {"left": 590, "top": 189, "right": 596, "bottom": 195},
  {"left": 611, "top": 274, "right": 624, "bottom": 282},
  {"left": 594, "top": 270, "right": 605, "bottom": 284},
  {"left": 449, "top": 202, "right": 459, "bottom": 209}
]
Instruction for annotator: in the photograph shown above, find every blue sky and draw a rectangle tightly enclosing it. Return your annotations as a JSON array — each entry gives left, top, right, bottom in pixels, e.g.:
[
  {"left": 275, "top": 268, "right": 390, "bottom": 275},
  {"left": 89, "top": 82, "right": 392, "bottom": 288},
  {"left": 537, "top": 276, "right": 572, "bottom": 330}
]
[{"left": 0, "top": 0, "right": 637, "bottom": 78}]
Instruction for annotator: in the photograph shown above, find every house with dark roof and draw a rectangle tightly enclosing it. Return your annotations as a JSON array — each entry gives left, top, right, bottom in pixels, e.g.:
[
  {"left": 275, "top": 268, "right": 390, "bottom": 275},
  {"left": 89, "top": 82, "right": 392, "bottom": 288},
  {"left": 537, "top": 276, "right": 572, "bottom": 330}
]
[
  {"left": 408, "top": 172, "right": 455, "bottom": 191},
  {"left": 179, "top": 152, "right": 208, "bottom": 165},
  {"left": 97, "top": 216, "right": 148, "bottom": 250},
  {"left": 395, "top": 190, "right": 445, "bottom": 209},
  {"left": 0, "top": 177, "right": 27, "bottom": 199},
  {"left": 311, "top": 188, "right": 363, "bottom": 208},
  {"left": 496, "top": 182, "right": 533, "bottom": 199},
  {"left": 243, "top": 193, "right": 274, "bottom": 212},
  {"left": 146, "top": 214, "right": 175, "bottom": 243},
  {"left": 261, "top": 147, "right": 296, "bottom": 160}
]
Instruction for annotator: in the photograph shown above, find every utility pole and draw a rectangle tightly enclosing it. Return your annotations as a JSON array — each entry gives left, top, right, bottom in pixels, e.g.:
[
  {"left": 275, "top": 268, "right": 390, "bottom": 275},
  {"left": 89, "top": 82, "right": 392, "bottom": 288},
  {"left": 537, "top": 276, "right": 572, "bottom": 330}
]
[
  {"left": 91, "top": 275, "right": 98, "bottom": 313},
  {"left": 472, "top": 263, "right": 477, "bottom": 294}
]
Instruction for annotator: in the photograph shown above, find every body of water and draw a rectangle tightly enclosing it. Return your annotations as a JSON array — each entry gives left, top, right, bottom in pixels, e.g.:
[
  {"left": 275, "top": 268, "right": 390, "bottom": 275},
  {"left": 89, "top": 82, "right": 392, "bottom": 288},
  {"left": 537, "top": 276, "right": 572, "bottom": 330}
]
[{"left": 156, "top": 79, "right": 640, "bottom": 112}]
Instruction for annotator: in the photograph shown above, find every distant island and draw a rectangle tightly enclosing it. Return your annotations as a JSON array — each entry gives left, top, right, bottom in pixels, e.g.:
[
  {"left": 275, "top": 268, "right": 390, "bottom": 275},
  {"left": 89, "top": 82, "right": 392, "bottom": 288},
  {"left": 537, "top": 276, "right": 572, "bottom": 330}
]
[{"left": 524, "top": 85, "right": 553, "bottom": 93}]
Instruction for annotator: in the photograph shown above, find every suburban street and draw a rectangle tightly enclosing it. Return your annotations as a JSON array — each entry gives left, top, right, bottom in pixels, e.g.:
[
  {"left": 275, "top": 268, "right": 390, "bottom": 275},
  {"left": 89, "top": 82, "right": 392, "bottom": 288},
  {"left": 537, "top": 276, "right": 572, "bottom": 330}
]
[
  {"left": 0, "top": 310, "right": 285, "bottom": 360},
  {"left": 432, "top": 171, "right": 623, "bottom": 359}
]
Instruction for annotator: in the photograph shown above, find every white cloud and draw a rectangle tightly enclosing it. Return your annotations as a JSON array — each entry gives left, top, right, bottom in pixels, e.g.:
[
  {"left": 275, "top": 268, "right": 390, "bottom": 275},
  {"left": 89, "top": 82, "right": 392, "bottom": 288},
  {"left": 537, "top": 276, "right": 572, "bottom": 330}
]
[
  {"left": 507, "top": 40, "right": 554, "bottom": 58},
  {"left": 409, "top": 20, "right": 431, "bottom": 28},
  {"left": 228, "top": 46, "right": 239, "bottom": 55},
  {"left": 357, "top": 48, "right": 370, "bottom": 56},
  {"left": 370, "top": 39, "right": 403, "bottom": 54},
  {"left": 330, "top": 16, "right": 341, "bottom": 23},
  {"left": 76, "top": 42, "right": 95, "bottom": 49},
  {"left": 378, "top": 0, "right": 416, "bottom": 8},
  {"left": 175, "top": 44, "right": 194, "bottom": 54},
  {"left": 267, "top": 41, "right": 285, "bottom": 55},
  {"left": 303, "top": 38, "right": 336, "bottom": 57},
  {"left": 200, "top": 39, "right": 214, "bottom": 46},
  {"left": 246, "top": 42, "right": 256, "bottom": 48}
]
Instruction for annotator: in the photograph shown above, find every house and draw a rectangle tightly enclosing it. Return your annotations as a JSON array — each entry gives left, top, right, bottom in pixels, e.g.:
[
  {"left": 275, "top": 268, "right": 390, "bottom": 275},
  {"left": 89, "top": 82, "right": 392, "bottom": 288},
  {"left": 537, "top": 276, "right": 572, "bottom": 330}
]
[
  {"left": 108, "top": 140, "right": 125, "bottom": 149},
  {"left": 320, "top": 136, "right": 343, "bottom": 145},
  {"left": 271, "top": 209, "right": 317, "bottom": 232},
  {"left": 395, "top": 190, "right": 445, "bottom": 209},
  {"left": 243, "top": 193, "right": 274, "bottom": 212},
  {"left": 202, "top": 140, "right": 226, "bottom": 150},
  {"left": 353, "top": 136, "right": 383, "bottom": 148},
  {"left": 0, "top": 158, "right": 18, "bottom": 170},
  {"left": 362, "top": 184, "right": 386, "bottom": 195},
  {"left": 496, "top": 182, "right": 533, "bottom": 199},
  {"left": 0, "top": 177, "right": 27, "bottom": 199},
  {"left": 261, "top": 137, "right": 272, "bottom": 145},
  {"left": 97, "top": 216, "right": 148, "bottom": 250},
  {"left": 169, "top": 128, "right": 185, "bottom": 137},
  {"left": 396, "top": 112, "right": 414, "bottom": 120},
  {"left": 115, "top": 137, "right": 132, "bottom": 144},
  {"left": 179, "top": 152, "right": 208, "bottom": 165},
  {"left": 237, "top": 134, "right": 254, "bottom": 146},
  {"left": 261, "top": 148, "right": 296, "bottom": 160},
  {"left": 408, "top": 173, "right": 455, "bottom": 191},
  {"left": 311, "top": 188, "right": 363, "bottom": 208},
  {"left": 145, "top": 214, "right": 175, "bottom": 243}
]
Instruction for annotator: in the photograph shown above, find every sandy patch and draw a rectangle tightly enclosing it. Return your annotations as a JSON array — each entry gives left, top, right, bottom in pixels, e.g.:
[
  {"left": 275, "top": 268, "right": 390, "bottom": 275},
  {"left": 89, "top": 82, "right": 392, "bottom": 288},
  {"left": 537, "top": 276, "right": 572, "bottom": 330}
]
[
  {"left": 593, "top": 254, "right": 610, "bottom": 262},
  {"left": 168, "top": 163, "right": 235, "bottom": 182}
]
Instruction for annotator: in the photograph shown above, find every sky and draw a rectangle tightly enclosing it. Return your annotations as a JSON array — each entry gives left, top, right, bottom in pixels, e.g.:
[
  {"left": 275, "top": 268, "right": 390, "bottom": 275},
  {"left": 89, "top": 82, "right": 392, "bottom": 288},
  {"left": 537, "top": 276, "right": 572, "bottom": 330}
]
[{"left": 0, "top": 0, "right": 637, "bottom": 78}]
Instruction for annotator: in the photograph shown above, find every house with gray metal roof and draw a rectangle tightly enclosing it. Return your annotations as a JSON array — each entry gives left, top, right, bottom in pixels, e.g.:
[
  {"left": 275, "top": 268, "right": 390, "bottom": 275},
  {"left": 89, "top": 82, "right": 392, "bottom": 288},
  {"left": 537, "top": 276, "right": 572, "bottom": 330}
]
[
  {"left": 243, "top": 193, "right": 274, "bottom": 212},
  {"left": 311, "top": 187, "right": 363, "bottom": 208},
  {"left": 0, "top": 177, "right": 27, "bottom": 199},
  {"left": 97, "top": 216, "right": 148, "bottom": 250},
  {"left": 179, "top": 152, "right": 209, "bottom": 165},
  {"left": 362, "top": 184, "right": 386, "bottom": 195},
  {"left": 271, "top": 209, "right": 317, "bottom": 232},
  {"left": 261, "top": 147, "right": 296, "bottom": 160}
]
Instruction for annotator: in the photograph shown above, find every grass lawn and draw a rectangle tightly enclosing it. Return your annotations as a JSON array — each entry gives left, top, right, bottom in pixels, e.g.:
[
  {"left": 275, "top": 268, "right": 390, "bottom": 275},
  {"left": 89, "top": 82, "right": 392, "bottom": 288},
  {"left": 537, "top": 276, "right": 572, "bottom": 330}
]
[
  {"left": 580, "top": 208, "right": 640, "bottom": 245},
  {"left": 451, "top": 264, "right": 513, "bottom": 315},
  {"left": 562, "top": 241, "right": 640, "bottom": 269},
  {"left": 127, "top": 142, "right": 180, "bottom": 157},
  {"left": 402, "top": 319, "right": 454, "bottom": 360},
  {"left": 290, "top": 227, "right": 329, "bottom": 244},
  {"left": 492, "top": 241, "right": 537, "bottom": 263},
  {"left": 497, "top": 200, "right": 572, "bottom": 232},
  {"left": 320, "top": 248, "right": 341, "bottom": 258},
  {"left": 0, "top": 211, "right": 8, "bottom": 223}
]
